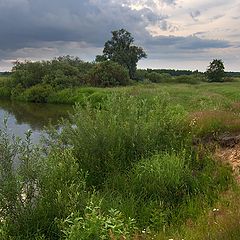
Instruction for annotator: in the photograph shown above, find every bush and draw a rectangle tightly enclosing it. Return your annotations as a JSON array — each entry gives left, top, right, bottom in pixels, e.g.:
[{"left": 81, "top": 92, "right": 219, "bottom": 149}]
[
  {"left": 146, "top": 72, "right": 172, "bottom": 83},
  {"left": 0, "top": 86, "right": 11, "bottom": 98},
  {"left": 11, "top": 83, "right": 25, "bottom": 100},
  {"left": 62, "top": 198, "right": 136, "bottom": 240},
  {"left": 88, "top": 61, "right": 130, "bottom": 87},
  {"left": 0, "top": 126, "right": 88, "bottom": 239},
  {"left": 173, "top": 75, "right": 201, "bottom": 84},
  {"left": 60, "top": 93, "right": 189, "bottom": 187},
  {"left": 23, "top": 84, "right": 53, "bottom": 103},
  {"left": 12, "top": 61, "right": 46, "bottom": 88}
]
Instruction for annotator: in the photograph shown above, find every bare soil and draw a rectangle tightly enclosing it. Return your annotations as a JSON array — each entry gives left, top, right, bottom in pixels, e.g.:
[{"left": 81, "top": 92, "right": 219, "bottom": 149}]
[{"left": 215, "top": 134, "right": 240, "bottom": 182}]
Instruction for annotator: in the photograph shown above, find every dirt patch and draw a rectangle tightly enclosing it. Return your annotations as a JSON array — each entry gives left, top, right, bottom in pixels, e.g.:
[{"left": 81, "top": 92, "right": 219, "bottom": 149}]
[
  {"left": 215, "top": 142, "right": 240, "bottom": 183},
  {"left": 231, "top": 101, "right": 240, "bottom": 112}
]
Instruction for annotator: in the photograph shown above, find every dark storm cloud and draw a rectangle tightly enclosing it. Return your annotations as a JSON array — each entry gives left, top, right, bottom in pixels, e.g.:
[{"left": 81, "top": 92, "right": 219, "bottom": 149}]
[
  {"left": 0, "top": 0, "right": 232, "bottom": 52},
  {"left": 0, "top": 0, "right": 154, "bottom": 50},
  {"left": 144, "top": 35, "right": 231, "bottom": 50}
]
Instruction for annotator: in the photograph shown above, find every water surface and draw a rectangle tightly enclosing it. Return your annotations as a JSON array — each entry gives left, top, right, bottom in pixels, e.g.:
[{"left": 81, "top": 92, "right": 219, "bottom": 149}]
[{"left": 0, "top": 99, "right": 73, "bottom": 143}]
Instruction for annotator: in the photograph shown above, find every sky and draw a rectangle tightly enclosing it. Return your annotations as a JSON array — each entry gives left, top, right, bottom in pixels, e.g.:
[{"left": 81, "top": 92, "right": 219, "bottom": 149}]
[{"left": 0, "top": 0, "right": 240, "bottom": 72}]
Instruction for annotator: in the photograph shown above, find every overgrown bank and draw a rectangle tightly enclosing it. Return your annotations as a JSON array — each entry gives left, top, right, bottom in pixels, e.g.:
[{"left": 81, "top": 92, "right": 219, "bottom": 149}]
[{"left": 0, "top": 91, "right": 237, "bottom": 239}]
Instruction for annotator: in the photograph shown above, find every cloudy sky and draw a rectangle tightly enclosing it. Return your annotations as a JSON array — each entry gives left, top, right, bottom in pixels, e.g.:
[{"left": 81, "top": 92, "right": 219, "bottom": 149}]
[{"left": 0, "top": 0, "right": 240, "bottom": 71}]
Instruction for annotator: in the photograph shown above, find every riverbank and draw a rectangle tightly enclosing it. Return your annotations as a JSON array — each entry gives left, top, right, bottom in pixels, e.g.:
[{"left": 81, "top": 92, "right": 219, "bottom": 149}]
[{"left": 1, "top": 74, "right": 240, "bottom": 107}]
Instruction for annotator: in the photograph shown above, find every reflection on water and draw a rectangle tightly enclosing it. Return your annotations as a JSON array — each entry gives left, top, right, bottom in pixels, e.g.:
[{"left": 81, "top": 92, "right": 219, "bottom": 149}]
[{"left": 0, "top": 99, "right": 73, "bottom": 143}]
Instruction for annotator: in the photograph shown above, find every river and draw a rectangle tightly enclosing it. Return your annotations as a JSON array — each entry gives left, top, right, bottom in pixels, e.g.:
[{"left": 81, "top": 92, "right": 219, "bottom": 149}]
[{"left": 0, "top": 99, "right": 73, "bottom": 143}]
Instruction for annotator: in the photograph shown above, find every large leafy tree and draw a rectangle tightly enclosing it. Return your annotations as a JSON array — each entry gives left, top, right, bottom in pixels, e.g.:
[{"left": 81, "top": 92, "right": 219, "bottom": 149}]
[
  {"left": 206, "top": 59, "right": 225, "bottom": 82},
  {"left": 96, "top": 29, "right": 147, "bottom": 79}
]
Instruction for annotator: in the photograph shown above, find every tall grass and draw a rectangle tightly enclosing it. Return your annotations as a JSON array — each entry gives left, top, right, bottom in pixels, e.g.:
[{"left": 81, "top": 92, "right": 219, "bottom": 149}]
[
  {"left": 57, "top": 94, "right": 232, "bottom": 231},
  {"left": 60, "top": 93, "right": 189, "bottom": 186},
  {"left": 0, "top": 92, "right": 235, "bottom": 239}
]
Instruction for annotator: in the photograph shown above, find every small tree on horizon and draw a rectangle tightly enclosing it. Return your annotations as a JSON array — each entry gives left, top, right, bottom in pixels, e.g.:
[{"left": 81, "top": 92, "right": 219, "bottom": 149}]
[
  {"left": 206, "top": 59, "right": 225, "bottom": 82},
  {"left": 96, "top": 29, "right": 147, "bottom": 79}
]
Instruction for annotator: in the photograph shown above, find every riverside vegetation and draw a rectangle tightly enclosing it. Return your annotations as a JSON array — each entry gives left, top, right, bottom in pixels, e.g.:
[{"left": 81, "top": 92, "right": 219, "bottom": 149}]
[{"left": 1, "top": 77, "right": 240, "bottom": 239}]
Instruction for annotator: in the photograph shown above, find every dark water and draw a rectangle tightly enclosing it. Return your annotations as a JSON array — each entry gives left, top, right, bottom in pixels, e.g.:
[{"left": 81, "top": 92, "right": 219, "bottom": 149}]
[{"left": 0, "top": 99, "right": 73, "bottom": 143}]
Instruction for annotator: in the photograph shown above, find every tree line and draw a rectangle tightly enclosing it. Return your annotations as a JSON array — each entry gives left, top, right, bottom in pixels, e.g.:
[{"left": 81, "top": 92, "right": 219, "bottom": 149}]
[{"left": 0, "top": 28, "right": 238, "bottom": 103}]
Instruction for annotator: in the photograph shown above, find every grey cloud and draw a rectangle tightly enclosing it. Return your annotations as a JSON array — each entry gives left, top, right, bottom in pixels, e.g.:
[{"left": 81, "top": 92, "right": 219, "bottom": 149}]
[
  {"left": 211, "top": 14, "right": 224, "bottom": 21},
  {"left": 0, "top": 0, "right": 157, "bottom": 51},
  {"left": 143, "top": 35, "right": 231, "bottom": 53},
  {"left": 190, "top": 10, "right": 201, "bottom": 21},
  {"left": 162, "top": 0, "right": 177, "bottom": 5}
]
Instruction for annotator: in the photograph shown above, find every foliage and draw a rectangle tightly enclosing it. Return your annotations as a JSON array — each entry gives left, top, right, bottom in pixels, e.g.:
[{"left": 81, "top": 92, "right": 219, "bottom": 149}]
[
  {"left": 60, "top": 93, "right": 189, "bottom": 187},
  {"left": 131, "top": 153, "right": 192, "bottom": 202},
  {"left": 206, "top": 59, "right": 225, "bottom": 82},
  {"left": 12, "top": 60, "right": 46, "bottom": 88},
  {"left": 0, "top": 124, "right": 88, "bottom": 239},
  {"left": 96, "top": 29, "right": 147, "bottom": 79},
  {"left": 172, "top": 75, "right": 202, "bottom": 84},
  {"left": 62, "top": 198, "right": 136, "bottom": 240},
  {"left": 11, "top": 56, "right": 94, "bottom": 92},
  {"left": 0, "top": 82, "right": 239, "bottom": 239},
  {"left": 147, "top": 68, "right": 195, "bottom": 76},
  {"left": 23, "top": 84, "right": 53, "bottom": 103},
  {"left": 48, "top": 87, "right": 98, "bottom": 104},
  {"left": 0, "top": 86, "right": 11, "bottom": 98},
  {"left": 146, "top": 72, "right": 172, "bottom": 83},
  {"left": 88, "top": 61, "right": 130, "bottom": 87}
]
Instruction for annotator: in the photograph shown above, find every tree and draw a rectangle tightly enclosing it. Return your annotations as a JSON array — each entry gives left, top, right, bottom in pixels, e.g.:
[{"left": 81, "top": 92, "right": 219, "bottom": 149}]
[
  {"left": 96, "top": 29, "right": 147, "bottom": 79},
  {"left": 88, "top": 61, "right": 130, "bottom": 87},
  {"left": 206, "top": 59, "right": 225, "bottom": 82}
]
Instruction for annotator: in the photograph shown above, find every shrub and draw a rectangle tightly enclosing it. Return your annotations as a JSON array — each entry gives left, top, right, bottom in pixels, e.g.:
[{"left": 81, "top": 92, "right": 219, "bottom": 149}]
[
  {"left": 0, "top": 125, "right": 88, "bottom": 239},
  {"left": 88, "top": 61, "right": 130, "bottom": 87},
  {"left": 146, "top": 72, "right": 172, "bottom": 83},
  {"left": 0, "top": 86, "right": 11, "bottom": 98},
  {"left": 173, "top": 75, "right": 201, "bottom": 84},
  {"left": 11, "top": 83, "right": 25, "bottom": 100},
  {"left": 12, "top": 61, "right": 46, "bottom": 88},
  {"left": 62, "top": 198, "right": 136, "bottom": 240},
  {"left": 23, "top": 84, "right": 53, "bottom": 103},
  {"left": 60, "top": 93, "right": 189, "bottom": 187}
]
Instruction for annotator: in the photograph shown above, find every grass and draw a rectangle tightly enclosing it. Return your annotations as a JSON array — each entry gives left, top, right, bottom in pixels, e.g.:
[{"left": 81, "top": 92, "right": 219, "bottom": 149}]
[
  {"left": 1, "top": 79, "right": 240, "bottom": 239},
  {"left": 155, "top": 188, "right": 240, "bottom": 240}
]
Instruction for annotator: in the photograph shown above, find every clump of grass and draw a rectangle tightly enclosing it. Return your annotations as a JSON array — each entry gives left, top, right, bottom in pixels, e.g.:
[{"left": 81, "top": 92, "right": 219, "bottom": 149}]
[
  {"left": 131, "top": 153, "right": 191, "bottom": 202},
  {"left": 189, "top": 110, "right": 240, "bottom": 137},
  {"left": 158, "top": 188, "right": 240, "bottom": 240},
  {"left": 60, "top": 93, "right": 189, "bottom": 187}
]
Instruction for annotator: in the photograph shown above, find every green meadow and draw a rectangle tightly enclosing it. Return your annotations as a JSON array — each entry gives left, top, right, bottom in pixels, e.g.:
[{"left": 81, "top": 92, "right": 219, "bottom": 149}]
[{"left": 1, "top": 73, "right": 240, "bottom": 239}]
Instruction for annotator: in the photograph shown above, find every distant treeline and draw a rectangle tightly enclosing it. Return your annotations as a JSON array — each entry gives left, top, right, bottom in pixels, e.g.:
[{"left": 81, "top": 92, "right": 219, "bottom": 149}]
[
  {"left": 0, "top": 71, "right": 11, "bottom": 76},
  {"left": 1, "top": 67, "right": 240, "bottom": 79},
  {"left": 145, "top": 68, "right": 195, "bottom": 76},
  {"left": 225, "top": 71, "right": 240, "bottom": 77},
  {"left": 140, "top": 69, "right": 240, "bottom": 77}
]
